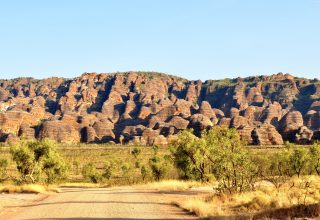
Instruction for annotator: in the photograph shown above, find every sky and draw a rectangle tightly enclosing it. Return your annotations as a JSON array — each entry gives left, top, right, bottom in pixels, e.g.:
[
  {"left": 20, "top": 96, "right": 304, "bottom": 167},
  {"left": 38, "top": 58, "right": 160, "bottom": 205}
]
[{"left": 0, "top": 0, "right": 319, "bottom": 80}]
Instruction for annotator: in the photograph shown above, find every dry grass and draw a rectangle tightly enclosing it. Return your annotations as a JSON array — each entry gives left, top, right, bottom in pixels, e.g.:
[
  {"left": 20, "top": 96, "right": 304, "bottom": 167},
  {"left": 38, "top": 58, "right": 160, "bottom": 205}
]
[
  {"left": 176, "top": 176, "right": 320, "bottom": 218},
  {"left": 144, "top": 180, "right": 205, "bottom": 192},
  {"left": 176, "top": 196, "right": 225, "bottom": 217},
  {"left": 0, "top": 184, "right": 59, "bottom": 194},
  {"left": 59, "top": 182, "right": 101, "bottom": 188}
]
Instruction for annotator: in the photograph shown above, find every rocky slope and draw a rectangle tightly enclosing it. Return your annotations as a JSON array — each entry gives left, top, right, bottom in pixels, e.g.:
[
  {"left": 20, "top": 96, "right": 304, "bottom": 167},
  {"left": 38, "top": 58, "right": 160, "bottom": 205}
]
[{"left": 0, "top": 72, "right": 319, "bottom": 145}]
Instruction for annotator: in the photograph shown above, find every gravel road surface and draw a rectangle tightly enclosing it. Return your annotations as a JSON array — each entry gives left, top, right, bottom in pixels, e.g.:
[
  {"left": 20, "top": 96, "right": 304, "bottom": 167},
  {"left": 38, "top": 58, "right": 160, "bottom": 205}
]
[{"left": 0, "top": 186, "right": 198, "bottom": 220}]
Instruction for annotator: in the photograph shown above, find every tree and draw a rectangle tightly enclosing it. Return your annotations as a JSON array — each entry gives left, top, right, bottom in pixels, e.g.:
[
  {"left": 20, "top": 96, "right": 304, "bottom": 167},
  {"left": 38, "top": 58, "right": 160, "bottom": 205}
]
[
  {"left": 270, "top": 150, "right": 291, "bottom": 177},
  {"left": 205, "top": 127, "right": 257, "bottom": 193},
  {"left": 42, "top": 150, "right": 68, "bottom": 184},
  {"left": 309, "top": 142, "right": 320, "bottom": 175},
  {"left": 170, "top": 129, "right": 210, "bottom": 181},
  {"left": 260, "top": 151, "right": 291, "bottom": 188},
  {"left": 10, "top": 139, "right": 68, "bottom": 183},
  {"left": 171, "top": 127, "right": 258, "bottom": 192},
  {"left": 149, "top": 146, "right": 170, "bottom": 181},
  {"left": 288, "top": 146, "right": 310, "bottom": 178},
  {"left": 10, "top": 142, "right": 40, "bottom": 183}
]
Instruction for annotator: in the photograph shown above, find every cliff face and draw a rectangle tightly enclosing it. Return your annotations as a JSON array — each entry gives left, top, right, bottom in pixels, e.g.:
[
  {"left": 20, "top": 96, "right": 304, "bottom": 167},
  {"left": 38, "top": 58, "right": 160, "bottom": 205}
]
[{"left": 0, "top": 71, "right": 319, "bottom": 145}]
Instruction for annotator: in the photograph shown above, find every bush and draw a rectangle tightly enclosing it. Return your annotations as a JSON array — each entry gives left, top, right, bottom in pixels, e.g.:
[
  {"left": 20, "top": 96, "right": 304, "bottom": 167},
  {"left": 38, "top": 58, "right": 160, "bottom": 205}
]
[
  {"left": 171, "top": 129, "right": 210, "bottom": 181},
  {"left": 81, "top": 163, "right": 102, "bottom": 183},
  {"left": 205, "top": 127, "right": 257, "bottom": 193},
  {"left": 0, "top": 158, "right": 8, "bottom": 182},
  {"left": 141, "top": 165, "right": 151, "bottom": 181},
  {"left": 102, "top": 160, "right": 117, "bottom": 180},
  {"left": 131, "top": 147, "right": 141, "bottom": 159},
  {"left": 149, "top": 146, "right": 171, "bottom": 181},
  {"left": 42, "top": 151, "right": 68, "bottom": 184},
  {"left": 10, "top": 139, "right": 68, "bottom": 184},
  {"left": 131, "top": 148, "right": 142, "bottom": 168},
  {"left": 171, "top": 127, "right": 258, "bottom": 192},
  {"left": 121, "top": 162, "right": 133, "bottom": 178}
]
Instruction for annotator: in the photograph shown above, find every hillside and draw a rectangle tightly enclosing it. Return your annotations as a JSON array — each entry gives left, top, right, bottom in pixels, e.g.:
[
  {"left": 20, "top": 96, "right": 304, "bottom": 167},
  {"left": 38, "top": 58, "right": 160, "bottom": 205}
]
[{"left": 0, "top": 71, "right": 319, "bottom": 145}]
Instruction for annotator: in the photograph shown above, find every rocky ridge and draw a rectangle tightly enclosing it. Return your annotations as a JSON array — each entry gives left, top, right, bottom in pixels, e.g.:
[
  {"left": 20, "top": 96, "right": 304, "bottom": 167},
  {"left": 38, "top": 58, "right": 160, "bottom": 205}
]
[{"left": 0, "top": 72, "right": 319, "bottom": 145}]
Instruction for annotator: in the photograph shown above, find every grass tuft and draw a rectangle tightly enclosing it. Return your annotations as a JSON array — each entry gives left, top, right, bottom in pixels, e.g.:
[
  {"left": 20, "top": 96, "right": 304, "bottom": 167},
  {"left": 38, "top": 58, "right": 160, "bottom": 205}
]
[
  {"left": 175, "top": 176, "right": 320, "bottom": 218},
  {"left": 59, "top": 182, "right": 101, "bottom": 188},
  {"left": 144, "top": 180, "right": 204, "bottom": 192},
  {"left": 0, "top": 184, "right": 59, "bottom": 194}
]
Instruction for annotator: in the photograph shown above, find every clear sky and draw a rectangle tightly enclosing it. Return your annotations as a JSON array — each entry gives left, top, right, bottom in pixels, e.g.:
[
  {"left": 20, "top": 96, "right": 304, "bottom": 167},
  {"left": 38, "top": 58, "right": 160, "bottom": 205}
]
[{"left": 0, "top": 0, "right": 319, "bottom": 80}]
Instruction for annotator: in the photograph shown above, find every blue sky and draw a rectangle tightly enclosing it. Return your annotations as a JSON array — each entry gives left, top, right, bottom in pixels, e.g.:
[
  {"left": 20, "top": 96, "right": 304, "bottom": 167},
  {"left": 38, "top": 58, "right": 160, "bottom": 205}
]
[{"left": 0, "top": 0, "right": 319, "bottom": 80}]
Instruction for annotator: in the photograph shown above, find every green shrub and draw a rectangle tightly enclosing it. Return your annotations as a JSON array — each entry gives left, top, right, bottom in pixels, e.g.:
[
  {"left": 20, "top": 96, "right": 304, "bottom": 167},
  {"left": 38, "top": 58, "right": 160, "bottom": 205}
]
[
  {"left": 0, "top": 158, "right": 8, "bottom": 182},
  {"left": 149, "top": 156, "right": 169, "bottom": 181},
  {"left": 131, "top": 147, "right": 141, "bottom": 159},
  {"left": 10, "top": 139, "right": 68, "bottom": 184},
  {"left": 42, "top": 150, "right": 68, "bottom": 184},
  {"left": 149, "top": 146, "right": 171, "bottom": 181},
  {"left": 171, "top": 127, "right": 259, "bottom": 192},
  {"left": 102, "top": 160, "right": 117, "bottom": 180},
  {"left": 205, "top": 127, "right": 257, "bottom": 193},
  {"left": 121, "top": 162, "right": 132, "bottom": 177},
  {"left": 140, "top": 165, "right": 151, "bottom": 181},
  {"left": 171, "top": 129, "right": 210, "bottom": 181},
  {"left": 131, "top": 147, "right": 141, "bottom": 168},
  {"left": 81, "top": 163, "right": 102, "bottom": 183}
]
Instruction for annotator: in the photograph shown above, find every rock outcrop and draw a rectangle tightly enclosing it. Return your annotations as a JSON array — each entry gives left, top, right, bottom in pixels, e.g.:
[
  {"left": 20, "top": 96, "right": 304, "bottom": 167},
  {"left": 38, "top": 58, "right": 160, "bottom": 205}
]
[
  {"left": 0, "top": 71, "right": 319, "bottom": 145},
  {"left": 39, "top": 120, "right": 80, "bottom": 143},
  {"left": 252, "top": 124, "right": 284, "bottom": 145},
  {"left": 278, "top": 111, "right": 304, "bottom": 140}
]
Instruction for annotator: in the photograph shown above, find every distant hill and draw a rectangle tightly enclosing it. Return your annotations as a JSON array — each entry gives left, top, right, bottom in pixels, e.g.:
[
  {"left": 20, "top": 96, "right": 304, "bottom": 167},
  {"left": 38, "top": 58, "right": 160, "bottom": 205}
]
[{"left": 0, "top": 71, "right": 319, "bottom": 145}]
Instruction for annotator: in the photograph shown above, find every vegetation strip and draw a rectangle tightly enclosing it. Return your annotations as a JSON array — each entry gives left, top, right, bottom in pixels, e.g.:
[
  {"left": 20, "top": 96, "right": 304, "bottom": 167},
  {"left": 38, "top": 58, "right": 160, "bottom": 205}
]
[{"left": 1, "top": 127, "right": 320, "bottom": 218}]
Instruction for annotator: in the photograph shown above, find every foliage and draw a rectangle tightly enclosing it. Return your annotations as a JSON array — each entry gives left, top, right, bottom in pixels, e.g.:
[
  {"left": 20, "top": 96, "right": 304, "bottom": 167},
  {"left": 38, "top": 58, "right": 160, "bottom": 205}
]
[
  {"left": 131, "top": 147, "right": 141, "bottom": 168},
  {"left": 131, "top": 147, "right": 141, "bottom": 159},
  {"left": 0, "top": 158, "right": 8, "bottom": 182},
  {"left": 171, "top": 126, "right": 320, "bottom": 193},
  {"left": 102, "top": 159, "right": 117, "bottom": 180},
  {"left": 171, "top": 127, "right": 261, "bottom": 192},
  {"left": 205, "top": 127, "right": 257, "bottom": 193},
  {"left": 4, "top": 138, "right": 320, "bottom": 188},
  {"left": 170, "top": 129, "right": 210, "bottom": 181},
  {"left": 140, "top": 165, "right": 151, "bottom": 181},
  {"left": 120, "top": 161, "right": 133, "bottom": 178},
  {"left": 149, "top": 146, "right": 171, "bottom": 181},
  {"left": 288, "top": 146, "right": 310, "bottom": 177},
  {"left": 81, "top": 163, "right": 102, "bottom": 183},
  {"left": 251, "top": 149, "right": 291, "bottom": 188},
  {"left": 10, "top": 139, "right": 68, "bottom": 184},
  {"left": 42, "top": 151, "right": 68, "bottom": 184},
  {"left": 309, "top": 142, "right": 320, "bottom": 175}
]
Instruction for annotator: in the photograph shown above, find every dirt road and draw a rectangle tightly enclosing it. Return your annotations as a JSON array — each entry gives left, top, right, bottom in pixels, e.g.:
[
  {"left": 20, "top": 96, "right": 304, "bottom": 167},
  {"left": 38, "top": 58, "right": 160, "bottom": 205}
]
[{"left": 0, "top": 186, "right": 198, "bottom": 220}]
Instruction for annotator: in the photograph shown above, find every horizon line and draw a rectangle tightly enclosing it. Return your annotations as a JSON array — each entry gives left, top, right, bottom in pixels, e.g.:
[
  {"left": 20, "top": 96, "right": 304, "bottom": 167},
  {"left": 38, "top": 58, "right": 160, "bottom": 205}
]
[{"left": 0, "top": 71, "right": 319, "bottom": 81}]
